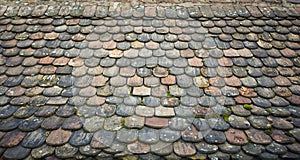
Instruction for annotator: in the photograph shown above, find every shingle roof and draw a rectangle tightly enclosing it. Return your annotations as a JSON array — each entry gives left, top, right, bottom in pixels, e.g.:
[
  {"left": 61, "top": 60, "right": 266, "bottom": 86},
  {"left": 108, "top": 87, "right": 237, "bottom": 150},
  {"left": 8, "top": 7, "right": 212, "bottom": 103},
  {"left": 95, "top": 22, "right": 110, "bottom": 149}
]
[{"left": 0, "top": 1, "right": 299, "bottom": 159}]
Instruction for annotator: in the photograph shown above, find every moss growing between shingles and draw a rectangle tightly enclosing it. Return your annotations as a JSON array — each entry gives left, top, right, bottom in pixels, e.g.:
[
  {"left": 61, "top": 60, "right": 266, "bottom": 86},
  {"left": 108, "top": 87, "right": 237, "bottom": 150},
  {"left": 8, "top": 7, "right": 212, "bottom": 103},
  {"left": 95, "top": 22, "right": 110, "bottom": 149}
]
[
  {"left": 220, "top": 107, "right": 232, "bottom": 123},
  {"left": 222, "top": 112, "right": 230, "bottom": 123},
  {"left": 44, "top": 131, "right": 50, "bottom": 136},
  {"left": 247, "top": 137, "right": 252, "bottom": 143},
  {"left": 140, "top": 99, "right": 145, "bottom": 106},
  {"left": 121, "top": 118, "right": 126, "bottom": 128},
  {"left": 266, "top": 109, "right": 272, "bottom": 114},
  {"left": 193, "top": 114, "right": 203, "bottom": 118},
  {"left": 166, "top": 90, "right": 173, "bottom": 97},
  {"left": 264, "top": 129, "right": 272, "bottom": 135},
  {"left": 243, "top": 104, "right": 253, "bottom": 110}
]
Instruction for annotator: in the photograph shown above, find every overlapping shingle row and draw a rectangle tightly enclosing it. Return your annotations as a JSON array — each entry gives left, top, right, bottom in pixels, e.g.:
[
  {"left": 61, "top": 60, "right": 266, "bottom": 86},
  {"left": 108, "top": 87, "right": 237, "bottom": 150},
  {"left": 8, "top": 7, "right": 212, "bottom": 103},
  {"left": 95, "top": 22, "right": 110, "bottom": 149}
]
[{"left": 0, "top": 3, "right": 299, "bottom": 159}]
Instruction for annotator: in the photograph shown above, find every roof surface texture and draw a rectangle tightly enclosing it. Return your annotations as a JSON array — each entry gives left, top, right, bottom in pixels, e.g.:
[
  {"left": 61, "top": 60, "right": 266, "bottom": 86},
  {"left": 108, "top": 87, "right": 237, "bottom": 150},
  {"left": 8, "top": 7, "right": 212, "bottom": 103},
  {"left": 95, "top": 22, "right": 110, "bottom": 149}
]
[{"left": 0, "top": 0, "right": 300, "bottom": 159}]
